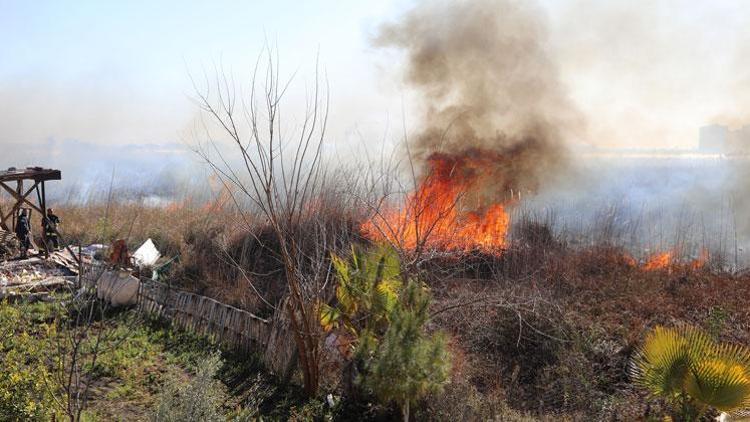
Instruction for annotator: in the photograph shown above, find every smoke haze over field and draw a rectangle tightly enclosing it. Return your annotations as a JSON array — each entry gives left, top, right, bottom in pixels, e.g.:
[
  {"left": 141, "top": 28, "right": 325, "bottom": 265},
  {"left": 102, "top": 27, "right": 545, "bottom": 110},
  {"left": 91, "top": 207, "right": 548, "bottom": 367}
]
[
  {"left": 547, "top": 0, "right": 750, "bottom": 148},
  {"left": 3, "top": 0, "right": 750, "bottom": 244},
  {"left": 368, "top": 0, "right": 750, "bottom": 261}
]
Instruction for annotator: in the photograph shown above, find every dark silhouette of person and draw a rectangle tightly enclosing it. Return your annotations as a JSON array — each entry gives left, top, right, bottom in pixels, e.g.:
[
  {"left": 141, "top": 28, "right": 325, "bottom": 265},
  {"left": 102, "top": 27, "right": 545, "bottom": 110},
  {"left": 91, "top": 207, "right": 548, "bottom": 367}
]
[
  {"left": 15, "top": 209, "right": 31, "bottom": 259},
  {"left": 43, "top": 208, "right": 61, "bottom": 251}
]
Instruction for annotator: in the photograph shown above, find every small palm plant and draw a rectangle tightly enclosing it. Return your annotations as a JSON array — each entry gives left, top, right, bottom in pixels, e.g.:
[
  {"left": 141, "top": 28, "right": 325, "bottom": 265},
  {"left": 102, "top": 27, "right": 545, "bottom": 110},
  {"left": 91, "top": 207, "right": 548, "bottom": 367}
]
[
  {"left": 631, "top": 325, "right": 750, "bottom": 420},
  {"left": 318, "top": 244, "right": 403, "bottom": 339},
  {"left": 319, "top": 245, "right": 451, "bottom": 421}
]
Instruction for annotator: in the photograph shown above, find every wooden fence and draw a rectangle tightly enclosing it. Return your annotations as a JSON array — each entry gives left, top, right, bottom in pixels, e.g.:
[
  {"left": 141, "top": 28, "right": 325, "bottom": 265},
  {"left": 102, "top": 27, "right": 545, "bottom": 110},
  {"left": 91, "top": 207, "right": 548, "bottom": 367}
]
[
  {"left": 82, "top": 262, "right": 298, "bottom": 377},
  {"left": 136, "top": 278, "right": 297, "bottom": 377},
  {"left": 136, "top": 279, "right": 271, "bottom": 353}
]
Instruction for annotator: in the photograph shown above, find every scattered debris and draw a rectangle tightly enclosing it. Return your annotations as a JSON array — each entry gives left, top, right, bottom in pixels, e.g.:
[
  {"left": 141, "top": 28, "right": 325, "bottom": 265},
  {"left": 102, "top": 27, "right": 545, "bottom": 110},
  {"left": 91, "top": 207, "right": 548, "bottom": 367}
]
[
  {"left": 48, "top": 249, "right": 86, "bottom": 274},
  {"left": 0, "top": 254, "right": 77, "bottom": 300},
  {"left": 0, "top": 228, "right": 17, "bottom": 258},
  {"left": 97, "top": 269, "right": 139, "bottom": 307},
  {"left": 81, "top": 244, "right": 106, "bottom": 259},
  {"left": 110, "top": 239, "right": 130, "bottom": 267},
  {"left": 1, "top": 232, "right": 173, "bottom": 308},
  {"left": 132, "top": 238, "right": 161, "bottom": 268},
  {"left": 151, "top": 254, "right": 179, "bottom": 281}
]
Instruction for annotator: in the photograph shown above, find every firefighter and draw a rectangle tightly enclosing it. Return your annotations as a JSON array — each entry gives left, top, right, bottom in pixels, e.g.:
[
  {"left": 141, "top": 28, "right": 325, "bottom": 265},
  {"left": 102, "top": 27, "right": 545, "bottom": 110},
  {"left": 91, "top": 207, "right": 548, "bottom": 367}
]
[
  {"left": 15, "top": 209, "right": 31, "bottom": 259},
  {"left": 43, "top": 208, "right": 61, "bottom": 251}
]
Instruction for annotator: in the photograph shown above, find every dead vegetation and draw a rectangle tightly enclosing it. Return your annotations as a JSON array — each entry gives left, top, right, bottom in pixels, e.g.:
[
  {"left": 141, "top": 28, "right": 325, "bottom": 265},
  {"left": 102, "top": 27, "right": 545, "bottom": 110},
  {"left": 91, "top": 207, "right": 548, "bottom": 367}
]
[{"left": 30, "top": 194, "right": 750, "bottom": 420}]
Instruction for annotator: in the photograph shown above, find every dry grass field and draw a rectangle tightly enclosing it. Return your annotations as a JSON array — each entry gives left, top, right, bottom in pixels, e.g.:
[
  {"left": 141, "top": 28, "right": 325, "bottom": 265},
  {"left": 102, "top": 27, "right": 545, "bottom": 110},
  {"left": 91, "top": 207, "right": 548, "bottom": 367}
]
[{"left": 12, "top": 194, "right": 743, "bottom": 420}]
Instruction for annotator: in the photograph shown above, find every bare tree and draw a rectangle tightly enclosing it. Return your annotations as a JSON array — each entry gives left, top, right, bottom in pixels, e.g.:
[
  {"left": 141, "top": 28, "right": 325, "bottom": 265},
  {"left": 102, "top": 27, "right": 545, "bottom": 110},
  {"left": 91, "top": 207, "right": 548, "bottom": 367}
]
[{"left": 192, "top": 48, "right": 331, "bottom": 396}]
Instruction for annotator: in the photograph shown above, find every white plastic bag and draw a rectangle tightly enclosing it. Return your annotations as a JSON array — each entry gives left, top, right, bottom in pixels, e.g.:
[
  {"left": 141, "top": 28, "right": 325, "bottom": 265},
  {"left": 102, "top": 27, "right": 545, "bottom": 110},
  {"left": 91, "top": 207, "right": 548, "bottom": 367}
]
[{"left": 132, "top": 238, "right": 161, "bottom": 268}]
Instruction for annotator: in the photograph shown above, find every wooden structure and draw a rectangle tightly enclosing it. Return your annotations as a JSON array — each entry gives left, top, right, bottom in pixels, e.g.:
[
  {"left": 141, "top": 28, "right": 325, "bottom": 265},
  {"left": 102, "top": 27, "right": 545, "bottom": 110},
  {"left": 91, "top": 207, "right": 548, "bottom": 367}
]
[
  {"left": 79, "top": 263, "right": 298, "bottom": 378},
  {"left": 0, "top": 167, "right": 61, "bottom": 233},
  {"left": 0, "top": 167, "right": 61, "bottom": 257},
  {"left": 137, "top": 279, "right": 271, "bottom": 351},
  {"left": 128, "top": 275, "right": 297, "bottom": 377}
]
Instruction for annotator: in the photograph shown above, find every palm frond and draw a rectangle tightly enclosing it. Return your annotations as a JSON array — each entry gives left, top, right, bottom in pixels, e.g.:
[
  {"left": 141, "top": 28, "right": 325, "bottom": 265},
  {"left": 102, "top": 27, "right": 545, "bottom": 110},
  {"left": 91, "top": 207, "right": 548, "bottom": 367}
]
[
  {"left": 373, "top": 278, "right": 401, "bottom": 316},
  {"left": 632, "top": 325, "right": 750, "bottom": 417},
  {"left": 684, "top": 357, "right": 750, "bottom": 412},
  {"left": 630, "top": 325, "right": 712, "bottom": 397},
  {"left": 326, "top": 244, "right": 404, "bottom": 333}
]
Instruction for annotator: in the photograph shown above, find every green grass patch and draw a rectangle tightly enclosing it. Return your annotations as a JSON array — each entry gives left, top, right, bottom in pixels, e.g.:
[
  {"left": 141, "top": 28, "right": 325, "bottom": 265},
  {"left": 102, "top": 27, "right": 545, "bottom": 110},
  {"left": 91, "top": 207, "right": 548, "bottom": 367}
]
[{"left": 0, "top": 297, "right": 334, "bottom": 421}]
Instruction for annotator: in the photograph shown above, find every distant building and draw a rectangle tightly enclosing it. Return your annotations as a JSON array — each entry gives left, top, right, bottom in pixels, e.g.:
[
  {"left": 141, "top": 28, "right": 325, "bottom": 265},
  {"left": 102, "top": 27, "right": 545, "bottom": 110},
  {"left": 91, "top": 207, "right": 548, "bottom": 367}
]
[
  {"left": 699, "top": 125, "right": 728, "bottom": 152},
  {"left": 728, "top": 125, "right": 750, "bottom": 153},
  {"left": 699, "top": 124, "right": 750, "bottom": 153}
]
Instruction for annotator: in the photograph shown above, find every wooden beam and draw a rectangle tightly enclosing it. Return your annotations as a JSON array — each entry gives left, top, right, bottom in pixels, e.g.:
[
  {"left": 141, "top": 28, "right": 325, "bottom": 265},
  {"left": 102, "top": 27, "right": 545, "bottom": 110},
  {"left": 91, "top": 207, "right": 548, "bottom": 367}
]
[
  {"left": 0, "top": 181, "right": 43, "bottom": 215},
  {"left": 0, "top": 207, "right": 17, "bottom": 229},
  {"left": 0, "top": 168, "right": 61, "bottom": 183},
  {"left": 12, "top": 180, "right": 22, "bottom": 232},
  {"left": 0, "top": 183, "right": 33, "bottom": 227},
  {"left": 0, "top": 203, "right": 6, "bottom": 231},
  {"left": 36, "top": 183, "right": 49, "bottom": 258}
]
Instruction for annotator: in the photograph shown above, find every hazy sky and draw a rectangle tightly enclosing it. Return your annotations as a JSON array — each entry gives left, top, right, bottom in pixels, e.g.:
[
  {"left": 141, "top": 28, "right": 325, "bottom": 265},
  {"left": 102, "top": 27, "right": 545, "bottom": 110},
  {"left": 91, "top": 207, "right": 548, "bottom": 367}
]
[
  {"left": 1, "top": 0, "right": 749, "bottom": 181},
  {"left": 0, "top": 0, "right": 401, "bottom": 149}
]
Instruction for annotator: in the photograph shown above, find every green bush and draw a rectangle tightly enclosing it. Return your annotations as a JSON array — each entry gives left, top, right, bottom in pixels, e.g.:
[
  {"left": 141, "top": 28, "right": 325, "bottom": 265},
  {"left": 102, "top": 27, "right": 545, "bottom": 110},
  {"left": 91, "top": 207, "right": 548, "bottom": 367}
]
[
  {"left": 0, "top": 304, "right": 54, "bottom": 420},
  {"left": 151, "top": 351, "right": 228, "bottom": 422},
  {"left": 359, "top": 280, "right": 452, "bottom": 422},
  {"left": 322, "top": 245, "right": 452, "bottom": 421}
]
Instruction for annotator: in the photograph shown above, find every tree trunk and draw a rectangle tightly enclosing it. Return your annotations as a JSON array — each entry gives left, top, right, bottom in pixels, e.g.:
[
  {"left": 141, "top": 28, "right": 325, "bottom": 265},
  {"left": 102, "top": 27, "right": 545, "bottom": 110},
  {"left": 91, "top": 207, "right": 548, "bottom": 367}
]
[{"left": 402, "top": 401, "right": 409, "bottom": 422}]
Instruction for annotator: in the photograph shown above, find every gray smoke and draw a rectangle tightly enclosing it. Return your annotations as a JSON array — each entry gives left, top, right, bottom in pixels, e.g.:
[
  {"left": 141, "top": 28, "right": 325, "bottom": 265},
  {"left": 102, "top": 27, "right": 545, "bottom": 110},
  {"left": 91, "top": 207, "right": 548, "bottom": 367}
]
[{"left": 374, "top": 0, "right": 583, "bottom": 193}]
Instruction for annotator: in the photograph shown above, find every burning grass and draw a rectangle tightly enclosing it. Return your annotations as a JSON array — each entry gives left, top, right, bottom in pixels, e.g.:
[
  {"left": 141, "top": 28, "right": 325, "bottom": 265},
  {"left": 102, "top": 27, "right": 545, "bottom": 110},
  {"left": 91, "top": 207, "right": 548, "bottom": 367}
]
[
  {"left": 362, "top": 149, "right": 513, "bottom": 253},
  {"left": 642, "top": 250, "right": 674, "bottom": 270},
  {"left": 640, "top": 248, "right": 710, "bottom": 272}
]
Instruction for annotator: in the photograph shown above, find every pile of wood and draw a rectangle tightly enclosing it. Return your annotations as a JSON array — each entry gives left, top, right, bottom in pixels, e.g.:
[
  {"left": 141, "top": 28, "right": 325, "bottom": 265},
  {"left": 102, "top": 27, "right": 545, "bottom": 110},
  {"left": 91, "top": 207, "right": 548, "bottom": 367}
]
[
  {"left": 48, "top": 249, "right": 85, "bottom": 274},
  {"left": 0, "top": 229, "right": 17, "bottom": 258},
  {"left": 0, "top": 254, "right": 78, "bottom": 301}
]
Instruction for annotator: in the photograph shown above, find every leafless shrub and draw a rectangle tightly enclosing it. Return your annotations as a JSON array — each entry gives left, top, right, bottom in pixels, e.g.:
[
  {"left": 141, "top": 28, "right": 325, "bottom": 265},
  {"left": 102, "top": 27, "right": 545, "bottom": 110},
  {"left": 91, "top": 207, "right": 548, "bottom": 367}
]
[{"left": 191, "top": 47, "right": 357, "bottom": 396}]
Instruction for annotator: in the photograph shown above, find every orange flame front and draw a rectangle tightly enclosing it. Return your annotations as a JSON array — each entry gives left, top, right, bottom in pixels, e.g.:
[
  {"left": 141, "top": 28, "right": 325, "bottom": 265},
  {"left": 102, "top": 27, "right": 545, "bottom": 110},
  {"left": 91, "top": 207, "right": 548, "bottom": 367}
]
[
  {"left": 643, "top": 251, "right": 674, "bottom": 270},
  {"left": 642, "top": 248, "right": 709, "bottom": 271},
  {"left": 689, "top": 248, "right": 709, "bottom": 270},
  {"left": 362, "top": 151, "right": 511, "bottom": 253}
]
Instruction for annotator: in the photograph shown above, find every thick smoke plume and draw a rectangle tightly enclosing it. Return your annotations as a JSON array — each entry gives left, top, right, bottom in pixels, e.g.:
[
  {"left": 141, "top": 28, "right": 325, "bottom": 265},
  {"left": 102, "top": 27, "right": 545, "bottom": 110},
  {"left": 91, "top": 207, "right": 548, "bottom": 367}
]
[{"left": 375, "top": 0, "right": 581, "bottom": 195}]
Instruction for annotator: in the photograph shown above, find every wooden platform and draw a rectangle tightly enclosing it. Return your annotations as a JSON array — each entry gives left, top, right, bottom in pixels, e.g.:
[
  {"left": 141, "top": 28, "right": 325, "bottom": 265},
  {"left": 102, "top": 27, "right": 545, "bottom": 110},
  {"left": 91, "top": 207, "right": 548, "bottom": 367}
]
[
  {"left": 0, "top": 166, "right": 79, "bottom": 267},
  {"left": 0, "top": 167, "right": 61, "bottom": 183},
  {"left": 0, "top": 166, "right": 61, "bottom": 235}
]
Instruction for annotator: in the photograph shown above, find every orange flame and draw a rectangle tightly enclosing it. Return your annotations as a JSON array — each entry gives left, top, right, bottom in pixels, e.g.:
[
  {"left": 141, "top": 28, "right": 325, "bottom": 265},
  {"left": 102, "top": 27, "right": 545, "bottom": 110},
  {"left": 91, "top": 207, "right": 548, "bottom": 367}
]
[
  {"left": 165, "top": 199, "right": 186, "bottom": 213},
  {"left": 689, "top": 248, "right": 709, "bottom": 270},
  {"left": 362, "top": 151, "right": 511, "bottom": 253},
  {"left": 643, "top": 251, "right": 674, "bottom": 270},
  {"left": 623, "top": 253, "right": 638, "bottom": 267},
  {"left": 642, "top": 249, "right": 709, "bottom": 271}
]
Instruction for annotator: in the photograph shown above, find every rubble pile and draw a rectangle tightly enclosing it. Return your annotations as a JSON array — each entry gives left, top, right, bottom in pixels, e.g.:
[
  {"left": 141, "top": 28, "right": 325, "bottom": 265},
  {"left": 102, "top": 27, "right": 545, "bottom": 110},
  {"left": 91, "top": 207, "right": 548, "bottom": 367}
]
[
  {"left": 1, "top": 238, "right": 164, "bottom": 305},
  {"left": 0, "top": 252, "right": 80, "bottom": 301},
  {"left": 0, "top": 265, "right": 68, "bottom": 285},
  {"left": 0, "top": 228, "right": 18, "bottom": 258}
]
